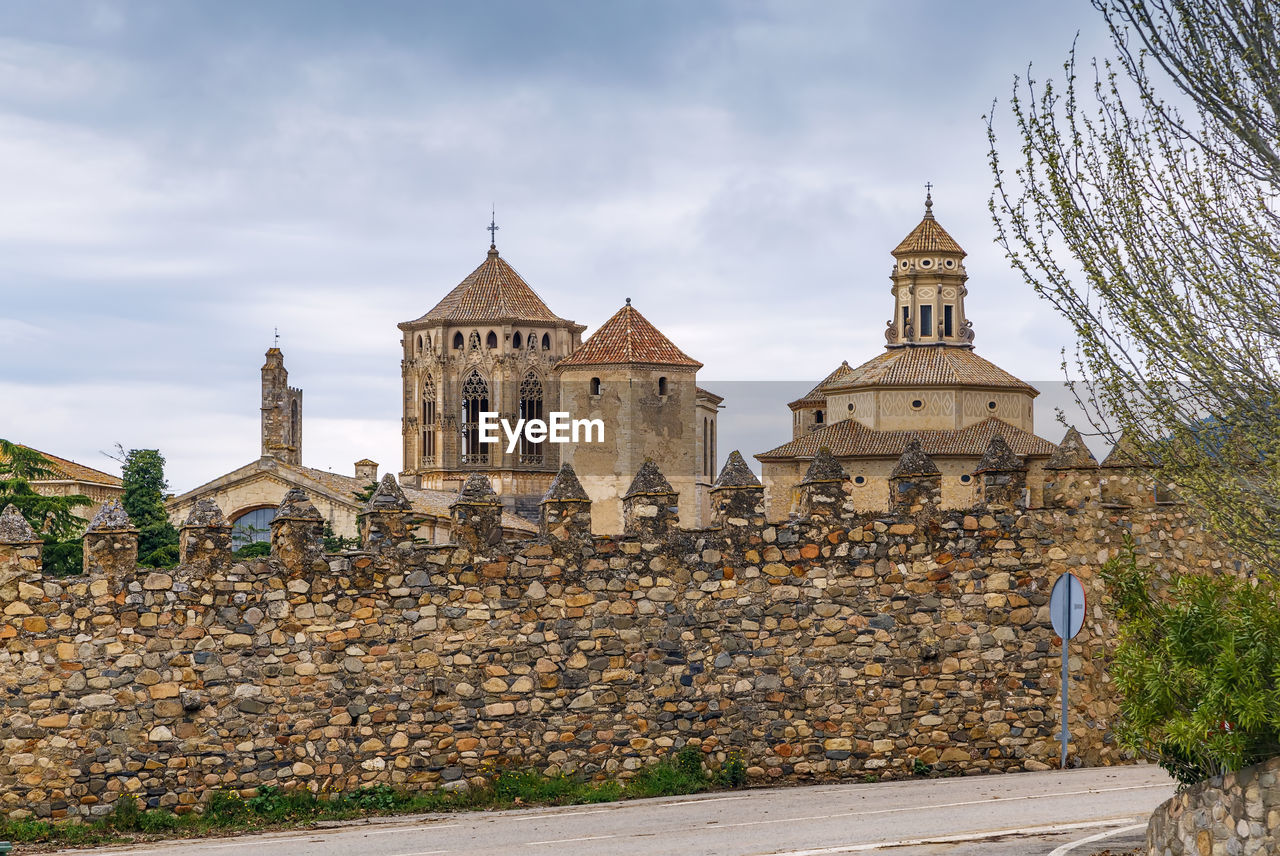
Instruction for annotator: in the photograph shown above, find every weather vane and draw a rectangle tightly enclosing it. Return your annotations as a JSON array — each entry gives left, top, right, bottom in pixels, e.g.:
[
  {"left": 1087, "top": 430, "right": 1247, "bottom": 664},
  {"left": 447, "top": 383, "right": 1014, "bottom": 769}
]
[
  {"left": 273, "top": 327, "right": 279, "bottom": 347},
  {"left": 488, "top": 207, "right": 499, "bottom": 247}
]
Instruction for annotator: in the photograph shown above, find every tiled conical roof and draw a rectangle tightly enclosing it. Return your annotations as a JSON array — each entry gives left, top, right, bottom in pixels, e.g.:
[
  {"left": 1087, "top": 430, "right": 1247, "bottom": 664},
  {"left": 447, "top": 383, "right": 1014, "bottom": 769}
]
[
  {"left": 405, "top": 246, "right": 575, "bottom": 326},
  {"left": 823, "top": 346, "right": 1036, "bottom": 394},
  {"left": 892, "top": 195, "right": 965, "bottom": 256},
  {"left": 558, "top": 301, "right": 702, "bottom": 369},
  {"left": 789, "top": 361, "right": 854, "bottom": 409}
]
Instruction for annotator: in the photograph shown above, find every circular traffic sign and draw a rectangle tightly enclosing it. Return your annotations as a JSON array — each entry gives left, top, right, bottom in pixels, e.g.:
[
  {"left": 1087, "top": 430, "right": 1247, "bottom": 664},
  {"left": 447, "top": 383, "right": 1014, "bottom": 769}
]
[{"left": 1050, "top": 572, "right": 1086, "bottom": 640}]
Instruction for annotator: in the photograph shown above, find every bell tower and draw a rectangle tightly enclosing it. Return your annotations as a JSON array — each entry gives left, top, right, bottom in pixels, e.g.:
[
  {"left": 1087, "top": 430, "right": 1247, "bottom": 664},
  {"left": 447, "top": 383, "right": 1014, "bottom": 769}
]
[
  {"left": 885, "top": 189, "right": 974, "bottom": 348},
  {"left": 261, "top": 346, "right": 303, "bottom": 465}
]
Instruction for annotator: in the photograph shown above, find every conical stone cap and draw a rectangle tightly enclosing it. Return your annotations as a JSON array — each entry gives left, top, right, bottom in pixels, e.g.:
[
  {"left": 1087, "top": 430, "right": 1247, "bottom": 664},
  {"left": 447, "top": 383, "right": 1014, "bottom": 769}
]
[
  {"left": 365, "top": 473, "right": 413, "bottom": 512},
  {"left": 800, "top": 447, "right": 846, "bottom": 485},
  {"left": 1046, "top": 427, "right": 1099, "bottom": 469},
  {"left": 87, "top": 498, "right": 134, "bottom": 532},
  {"left": 541, "top": 463, "right": 590, "bottom": 504},
  {"left": 0, "top": 504, "right": 39, "bottom": 544},
  {"left": 452, "top": 473, "right": 501, "bottom": 507},
  {"left": 890, "top": 438, "right": 941, "bottom": 478},
  {"left": 183, "top": 498, "right": 230, "bottom": 528},
  {"left": 275, "top": 488, "right": 323, "bottom": 521},
  {"left": 976, "top": 434, "right": 1024, "bottom": 473},
  {"left": 712, "top": 451, "right": 763, "bottom": 490},
  {"left": 1101, "top": 431, "right": 1150, "bottom": 468},
  {"left": 623, "top": 460, "right": 676, "bottom": 499}
]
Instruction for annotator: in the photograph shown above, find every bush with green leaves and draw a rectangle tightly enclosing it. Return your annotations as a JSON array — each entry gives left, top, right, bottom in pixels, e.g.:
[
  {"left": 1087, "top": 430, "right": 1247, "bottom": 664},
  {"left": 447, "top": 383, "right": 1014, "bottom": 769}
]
[
  {"left": 0, "top": 439, "right": 91, "bottom": 576},
  {"left": 1104, "top": 551, "right": 1280, "bottom": 786}
]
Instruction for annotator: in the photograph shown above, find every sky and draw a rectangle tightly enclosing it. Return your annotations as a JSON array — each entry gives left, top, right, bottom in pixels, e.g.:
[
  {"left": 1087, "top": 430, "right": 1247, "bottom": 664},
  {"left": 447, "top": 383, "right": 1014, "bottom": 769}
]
[{"left": 0, "top": 1, "right": 1120, "bottom": 492}]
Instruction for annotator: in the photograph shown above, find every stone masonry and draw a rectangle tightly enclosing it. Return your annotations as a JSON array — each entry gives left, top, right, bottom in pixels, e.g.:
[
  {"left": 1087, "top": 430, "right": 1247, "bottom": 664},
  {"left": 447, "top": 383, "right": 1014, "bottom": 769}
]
[
  {"left": 0, "top": 440, "right": 1231, "bottom": 820},
  {"left": 1146, "top": 756, "right": 1280, "bottom": 856}
]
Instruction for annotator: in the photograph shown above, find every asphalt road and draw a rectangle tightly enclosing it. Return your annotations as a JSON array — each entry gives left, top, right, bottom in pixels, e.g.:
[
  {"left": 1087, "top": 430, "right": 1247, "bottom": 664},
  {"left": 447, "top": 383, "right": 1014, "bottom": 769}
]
[{"left": 47, "top": 765, "right": 1172, "bottom": 856}]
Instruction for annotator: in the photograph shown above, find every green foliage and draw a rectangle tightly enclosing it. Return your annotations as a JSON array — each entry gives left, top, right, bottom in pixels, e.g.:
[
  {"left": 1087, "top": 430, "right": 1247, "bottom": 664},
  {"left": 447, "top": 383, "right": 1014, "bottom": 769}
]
[
  {"left": 1103, "top": 551, "right": 1280, "bottom": 786},
  {"left": 627, "top": 746, "right": 711, "bottom": 798},
  {"left": 0, "top": 438, "right": 91, "bottom": 576},
  {"left": 233, "top": 541, "right": 272, "bottom": 559},
  {"left": 715, "top": 752, "right": 748, "bottom": 788},
  {"left": 322, "top": 521, "right": 356, "bottom": 552},
  {"left": 119, "top": 448, "right": 179, "bottom": 566},
  {"left": 109, "top": 794, "right": 141, "bottom": 830},
  {"left": 911, "top": 757, "right": 932, "bottom": 777}
]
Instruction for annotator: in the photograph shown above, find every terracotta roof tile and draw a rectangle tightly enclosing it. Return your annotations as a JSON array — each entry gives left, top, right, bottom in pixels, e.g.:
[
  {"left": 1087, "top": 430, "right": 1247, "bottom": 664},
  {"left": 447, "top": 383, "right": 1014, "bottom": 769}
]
[
  {"left": 790, "top": 361, "right": 855, "bottom": 408},
  {"left": 404, "top": 247, "right": 576, "bottom": 326},
  {"left": 823, "top": 346, "right": 1037, "bottom": 394},
  {"left": 892, "top": 206, "right": 965, "bottom": 256},
  {"left": 558, "top": 302, "right": 702, "bottom": 369},
  {"left": 6, "top": 446, "right": 123, "bottom": 487},
  {"left": 756, "top": 416, "right": 1058, "bottom": 462}
]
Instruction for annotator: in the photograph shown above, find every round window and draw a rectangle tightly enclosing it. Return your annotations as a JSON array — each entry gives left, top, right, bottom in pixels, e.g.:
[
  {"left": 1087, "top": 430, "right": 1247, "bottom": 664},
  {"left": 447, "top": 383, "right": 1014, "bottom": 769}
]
[
  {"left": 853, "top": 475, "right": 867, "bottom": 486},
  {"left": 987, "top": 401, "right": 997, "bottom": 411},
  {"left": 960, "top": 474, "right": 972, "bottom": 484},
  {"left": 847, "top": 403, "right": 854, "bottom": 411},
  {"left": 944, "top": 259, "right": 955, "bottom": 269},
  {"left": 920, "top": 259, "right": 932, "bottom": 268},
  {"left": 911, "top": 399, "right": 924, "bottom": 410}
]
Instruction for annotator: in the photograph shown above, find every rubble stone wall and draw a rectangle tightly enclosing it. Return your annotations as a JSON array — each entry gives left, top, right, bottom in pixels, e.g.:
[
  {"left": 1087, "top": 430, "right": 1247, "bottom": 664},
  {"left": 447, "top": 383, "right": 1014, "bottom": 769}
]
[
  {"left": 1146, "top": 756, "right": 1280, "bottom": 856},
  {"left": 0, "top": 468, "right": 1229, "bottom": 820}
]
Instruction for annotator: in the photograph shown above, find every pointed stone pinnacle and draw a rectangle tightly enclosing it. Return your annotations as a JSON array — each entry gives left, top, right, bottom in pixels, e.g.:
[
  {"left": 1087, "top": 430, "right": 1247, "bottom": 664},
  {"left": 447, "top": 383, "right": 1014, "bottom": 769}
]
[
  {"left": 542, "top": 463, "right": 590, "bottom": 503},
  {"left": 712, "top": 451, "right": 762, "bottom": 490},
  {"left": 624, "top": 459, "right": 676, "bottom": 498},
  {"left": 365, "top": 473, "right": 413, "bottom": 512},
  {"left": 891, "top": 437, "right": 941, "bottom": 478},
  {"left": 1046, "top": 427, "right": 1099, "bottom": 469},
  {"left": 976, "top": 434, "right": 1024, "bottom": 473},
  {"left": 801, "top": 447, "right": 846, "bottom": 484}
]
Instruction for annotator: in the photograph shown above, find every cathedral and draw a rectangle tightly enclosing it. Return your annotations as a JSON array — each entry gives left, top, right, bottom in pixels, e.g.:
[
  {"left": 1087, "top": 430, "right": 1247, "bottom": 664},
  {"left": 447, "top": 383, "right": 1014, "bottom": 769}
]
[
  {"left": 396, "top": 234, "right": 720, "bottom": 533},
  {"left": 756, "top": 193, "right": 1061, "bottom": 519}
]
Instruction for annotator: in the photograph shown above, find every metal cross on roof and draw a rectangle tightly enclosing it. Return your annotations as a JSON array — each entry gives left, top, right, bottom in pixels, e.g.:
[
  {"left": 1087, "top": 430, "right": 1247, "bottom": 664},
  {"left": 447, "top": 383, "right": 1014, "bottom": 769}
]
[
  {"left": 924, "top": 182, "right": 934, "bottom": 211},
  {"left": 487, "top": 209, "right": 499, "bottom": 246}
]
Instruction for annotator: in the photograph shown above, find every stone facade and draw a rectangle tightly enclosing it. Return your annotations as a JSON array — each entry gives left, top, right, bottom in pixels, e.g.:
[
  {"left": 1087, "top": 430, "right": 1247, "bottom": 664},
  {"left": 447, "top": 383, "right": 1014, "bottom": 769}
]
[
  {"left": 0, "top": 447, "right": 1232, "bottom": 821},
  {"left": 1146, "top": 756, "right": 1280, "bottom": 856}
]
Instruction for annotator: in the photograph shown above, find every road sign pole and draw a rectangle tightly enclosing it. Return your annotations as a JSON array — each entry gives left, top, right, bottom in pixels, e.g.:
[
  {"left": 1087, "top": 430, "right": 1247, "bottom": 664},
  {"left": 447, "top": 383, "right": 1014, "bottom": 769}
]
[{"left": 1060, "top": 581, "right": 1071, "bottom": 770}]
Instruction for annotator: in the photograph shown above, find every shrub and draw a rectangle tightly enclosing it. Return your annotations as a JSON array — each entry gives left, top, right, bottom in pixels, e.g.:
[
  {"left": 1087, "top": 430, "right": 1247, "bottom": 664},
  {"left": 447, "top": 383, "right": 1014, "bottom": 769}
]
[
  {"left": 1103, "top": 551, "right": 1280, "bottom": 786},
  {"left": 109, "top": 795, "right": 141, "bottom": 831},
  {"left": 233, "top": 541, "right": 271, "bottom": 560},
  {"left": 715, "top": 752, "right": 748, "bottom": 788}
]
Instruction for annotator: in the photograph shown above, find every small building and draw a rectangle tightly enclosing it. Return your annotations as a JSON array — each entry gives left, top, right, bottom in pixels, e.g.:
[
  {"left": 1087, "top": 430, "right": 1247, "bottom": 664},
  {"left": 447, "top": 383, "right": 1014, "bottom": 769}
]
[
  {"left": 167, "top": 347, "right": 536, "bottom": 543},
  {"left": 756, "top": 193, "right": 1060, "bottom": 519},
  {"left": 5, "top": 446, "right": 123, "bottom": 522}
]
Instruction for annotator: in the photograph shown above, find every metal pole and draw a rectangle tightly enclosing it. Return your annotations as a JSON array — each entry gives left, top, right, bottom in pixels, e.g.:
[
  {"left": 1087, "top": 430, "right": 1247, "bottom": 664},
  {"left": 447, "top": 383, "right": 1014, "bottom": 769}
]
[{"left": 1060, "top": 579, "right": 1071, "bottom": 770}]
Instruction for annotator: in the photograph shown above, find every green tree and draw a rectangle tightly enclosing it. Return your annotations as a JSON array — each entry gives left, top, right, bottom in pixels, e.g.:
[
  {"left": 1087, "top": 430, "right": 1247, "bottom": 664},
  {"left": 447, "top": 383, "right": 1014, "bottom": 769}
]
[
  {"left": 118, "top": 447, "right": 179, "bottom": 568},
  {"left": 1103, "top": 550, "right": 1280, "bottom": 785},
  {"left": 988, "top": 0, "right": 1280, "bottom": 569},
  {"left": 0, "top": 439, "right": 90, "bottom": 576}
]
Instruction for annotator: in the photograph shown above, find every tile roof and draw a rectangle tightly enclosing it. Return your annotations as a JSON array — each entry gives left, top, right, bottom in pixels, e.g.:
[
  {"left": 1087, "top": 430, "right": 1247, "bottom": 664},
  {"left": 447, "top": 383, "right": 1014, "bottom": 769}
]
[
  {"left": 6, "top": 446, "right": 123, "bottom": 487},
  {"left": 823, "top": 346, "right": 1037, "bottom": 394},
  {"left": 756, "top": 416, "right": 1059, "bottom": 462},
  {"left": 403, "top": 247, "right": 577, "bottom": 327},
  {"left": 790, "top": 361, "right": 855, "bottom": 408},
  {"left": 892, "top": 204, "right": 965, "bottom": 256},
  {"left": 558, "top": 301, "right": 702, "bottom": 369},
  {"left": 293, "top": 464, "right": 536, "bottom": 532}
]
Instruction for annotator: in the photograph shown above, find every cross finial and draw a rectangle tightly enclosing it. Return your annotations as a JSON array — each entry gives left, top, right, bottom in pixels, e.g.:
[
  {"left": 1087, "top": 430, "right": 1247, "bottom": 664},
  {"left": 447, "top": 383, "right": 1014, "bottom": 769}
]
[
  {"left": 487, "top": 207, "right": 499, "bottom": 248},
  {"left": 273, "top": 327, "right": 279, "bottom": 347},
  {"left": 924, "top": 181, "right": 934, "bottom": 213}
]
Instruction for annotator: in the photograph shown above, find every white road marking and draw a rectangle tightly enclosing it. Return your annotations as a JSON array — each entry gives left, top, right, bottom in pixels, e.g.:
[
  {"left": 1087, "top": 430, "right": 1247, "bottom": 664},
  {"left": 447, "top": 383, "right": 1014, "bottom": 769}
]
[
  {"left": 1047, "top": 822, "right": 1146, "bottom": 855},
  {"left": 714, "top": 782, "right": 1169, "bottom": 829},
  {"left": 661, "top": 796, "right": 750, "bottom": 807},
  {"left": 527, "top": 834, "right": 618, "bottom": 845},
  {"left": 382, "top": 851, "right": 449, "bottom": 856},
  {"left": 362, "top": 825, "right": 460, "bottom": 835},
  {"left": 509, "top": 808, "right": 614, "bottom": 822},
  {"left": 751, "top": 817, "right": 1140, "bottom": 855}
]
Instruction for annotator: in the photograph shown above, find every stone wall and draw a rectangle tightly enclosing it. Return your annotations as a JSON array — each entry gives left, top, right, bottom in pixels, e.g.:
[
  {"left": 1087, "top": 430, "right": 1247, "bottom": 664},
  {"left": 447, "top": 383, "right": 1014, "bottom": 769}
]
[
  {"left": 1146, "top": 757, "right": 1280, "bottom": 856},
  {"left": 0, "top": 444, "right": 1230, "bottom": 821}
]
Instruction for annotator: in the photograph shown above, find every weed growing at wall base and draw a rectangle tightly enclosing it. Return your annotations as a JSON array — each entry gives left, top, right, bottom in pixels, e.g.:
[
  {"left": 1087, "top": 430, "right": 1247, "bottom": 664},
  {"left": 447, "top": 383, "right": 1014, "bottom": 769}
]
[{"left": 0, "top": 751, "right": 745, "bottom": 847}]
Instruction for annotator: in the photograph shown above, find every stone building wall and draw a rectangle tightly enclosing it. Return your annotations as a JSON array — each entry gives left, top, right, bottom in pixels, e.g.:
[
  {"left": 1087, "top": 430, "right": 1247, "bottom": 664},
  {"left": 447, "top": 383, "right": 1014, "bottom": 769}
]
[
  {"left": 1146, "top": 756, "right": 1280, "bottom": 856},
  {"left": 0, "top": 456, "right": 1229, "bottom": 821}
]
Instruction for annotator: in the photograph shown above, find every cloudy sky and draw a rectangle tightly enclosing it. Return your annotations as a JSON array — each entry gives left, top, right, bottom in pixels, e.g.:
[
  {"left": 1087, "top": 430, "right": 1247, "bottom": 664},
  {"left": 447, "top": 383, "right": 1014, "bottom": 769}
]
[{"left": 0, "top": 1, "right": 1117, "bottom": 491}]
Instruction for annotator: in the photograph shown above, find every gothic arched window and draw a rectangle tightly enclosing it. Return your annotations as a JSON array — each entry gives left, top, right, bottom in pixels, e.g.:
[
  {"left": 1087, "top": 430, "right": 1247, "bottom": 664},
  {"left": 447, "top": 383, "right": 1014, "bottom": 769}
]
[
  {"left": 513, "top": 331, "right": 522, "bottom": 350},
  {"left": 468, "top": 331, "right": 481, "bottom": 350},
  {"left": 421, "top": 375, "right": 436, "bottom": 464},
  {"left": 528, "top": 331, "right": 537, "bottom": 350},
  {"left": 518, "top": 372, "right": 544, "bottom": 464},
  {"left": 460, "top": 370, "right": 489, "bottom": 464},
  {"left": 453, "top": 332, "right": 464, "bottom": 350},
  {"left": 486, "top": 330, "right": 498, "bottom": 349},
  {"left": 541, "top": 333, "right": 550, "bottom": 350},
  {"left": 590, "top": 377, "right": 601, "bottom": 396}
]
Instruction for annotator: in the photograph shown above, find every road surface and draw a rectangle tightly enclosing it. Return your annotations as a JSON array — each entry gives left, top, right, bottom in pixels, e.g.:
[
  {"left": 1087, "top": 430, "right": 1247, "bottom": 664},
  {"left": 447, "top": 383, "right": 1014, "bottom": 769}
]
[{"left": 48, "top": 765, "right": 1172, "bottom": 856}]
